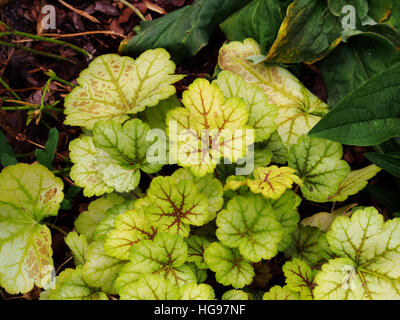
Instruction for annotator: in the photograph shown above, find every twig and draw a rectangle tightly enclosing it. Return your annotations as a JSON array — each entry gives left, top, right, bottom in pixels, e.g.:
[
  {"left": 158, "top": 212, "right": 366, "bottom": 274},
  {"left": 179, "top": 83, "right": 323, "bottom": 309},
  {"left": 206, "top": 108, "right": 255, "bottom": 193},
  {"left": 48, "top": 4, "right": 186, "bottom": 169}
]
[
  {"left": 118, "top": 0, "right": 147, "bottom": 22},
  {"left": 143, "top": 0, "right": 166, "bottom": 15},
  {"left": 44, "top": 221, "right": 68, "bottom": 236},
  {"left": 56, "top": 0, "right": 100, "bottom": 24},
  {"left": 0, "top": 40, "right": 78, "bottom": 64},
  {"left": 41, "top": 31, "right": 126, "bottom": 39}
]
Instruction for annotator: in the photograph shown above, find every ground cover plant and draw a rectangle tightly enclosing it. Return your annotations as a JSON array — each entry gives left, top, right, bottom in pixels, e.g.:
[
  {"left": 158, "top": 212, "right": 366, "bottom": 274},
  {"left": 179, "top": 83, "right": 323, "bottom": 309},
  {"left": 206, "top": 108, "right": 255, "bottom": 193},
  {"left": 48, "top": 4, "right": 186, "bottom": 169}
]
[{"left": 0, "top": 0, "right": 400, "bottom": 300}]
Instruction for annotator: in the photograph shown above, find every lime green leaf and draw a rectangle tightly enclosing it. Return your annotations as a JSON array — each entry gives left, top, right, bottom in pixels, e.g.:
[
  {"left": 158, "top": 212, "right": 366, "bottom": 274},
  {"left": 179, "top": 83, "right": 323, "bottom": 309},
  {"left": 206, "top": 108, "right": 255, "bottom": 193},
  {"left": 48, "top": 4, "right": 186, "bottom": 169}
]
[
  {"left": 143, "top": 176, "right": 210, "bottom": 237},
  {"left": 43, "top": 267, "right": 108, "bottom": 300},
  {"left": 288, "top": 135, "right": 350, "bottom": 202},
  {"left": 216, "top": 195, "right": 283, "bottom": 262},
  {"left": 64, "top": 51, "right": 184, "bottom": 130},
  {"left": 263, "top": 285, "right": 300, "bottom": 300},
  {"left": 81, "top": 239, "right": 125, "bottom": 294},
  {"left": 70, "top": 119, "right": 162, "bottom": 195},
  {"left": 266, "top": 0, "right": 342, "bottom": 64},
  {"left": 213, "top": 70, "right": 278, "bottom": 142},
  {"left": 35, "top": 128, "right": 59, "bottom": 170},
  {"left": 284, "top": 225, "right": 324, "bottom": 266},
  {"left": 65, "top": 232, "right": 88, "bottom": 266},
  {"left": 119, "top": 0, "right": 249, "bottom": 64},
  {"left": 104, "top": 209, "right": 157, "bottom": 260},
  {"left": 0, "top": 163, "right": 63, "bottom": 294},
  {"left": 301, "top": 203, "right": 357, "bottom": 232},
  {"left": 171, "top": 168, "right": 223, "bottom": 221},
  {"left": 225, "top": 166, "right": 302, "bottom": 200},
  {"left": 328, "top": 165, "right": 381, "bottom": 202},
  {"left": 119, "top": 274, "right": 180, "bottom": 300},
  {"left": 222, "top": 289, "right": 250, "bottom": 300},
  {"left": 204, "top": 242, "right": 255, "bottom": 288},
  {"left": 314, "top": 207, "right": 400, "bottom": 300},
  {"left": 74, "top": 193, "right": 125, "bottom": 242},
  {"left": 283, "top": 258, "right": 315, "bottom": 300},
  {"left": 116, "top": 233, "right": 196, "bottom": 291},
  {"left": 220, "top": 0, "right": 291, "bottom": 55},
  {"left": 93, "top": 199, "right": 136, "bottom": 242},
  {"left": 268, "top": 190, "right": 301, "bottom": 251},
  {"left": 180, "top": 283, "right": 215, "bottom": 300},
  {"left": 188, "top": 262, "right": 208, "bottom": 283},
  {"left": 69, "top": 136, "right": 113, "bottom": 197},
  {"left": 186, "top": 235, "right": 211, "bottom": 269},
  {"left": 167, "top": 78, "right": 253, "bottom": 176},
  {"left": 309, "top": 63, "right": 400, "bottom": 146},
  {"left": 218, "top": 38, "right": 328, "bottom": 147}
]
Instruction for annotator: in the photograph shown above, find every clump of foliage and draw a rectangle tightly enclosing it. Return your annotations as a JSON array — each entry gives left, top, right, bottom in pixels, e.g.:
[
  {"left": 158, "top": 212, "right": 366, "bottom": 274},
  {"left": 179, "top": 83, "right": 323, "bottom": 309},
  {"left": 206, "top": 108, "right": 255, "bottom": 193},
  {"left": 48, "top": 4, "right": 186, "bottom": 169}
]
[{"left": 1, "top": 0, "right": 400, "bottom": 301}]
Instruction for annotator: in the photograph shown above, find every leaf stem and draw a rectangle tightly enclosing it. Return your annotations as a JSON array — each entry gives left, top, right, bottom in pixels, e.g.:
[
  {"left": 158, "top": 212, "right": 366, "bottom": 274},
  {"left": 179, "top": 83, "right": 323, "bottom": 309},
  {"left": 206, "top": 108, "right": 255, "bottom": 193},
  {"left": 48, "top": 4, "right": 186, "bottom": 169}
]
[
  {"left": 44, "top": 222, "right": 68, "bottom": 236},
  {"left": 118, "top": 0, "right": 147, "bottom": 22}
]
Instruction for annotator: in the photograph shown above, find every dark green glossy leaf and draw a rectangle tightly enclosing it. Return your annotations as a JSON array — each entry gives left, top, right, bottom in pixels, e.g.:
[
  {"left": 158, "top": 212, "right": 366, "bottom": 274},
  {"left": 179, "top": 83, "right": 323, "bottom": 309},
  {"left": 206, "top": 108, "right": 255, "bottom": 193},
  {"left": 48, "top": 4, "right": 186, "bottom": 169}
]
[
  {"left": 220, "top": 0, "right": 290, "bottom": 55},
  {"left": 120, "top": 0, "right": 250, "bottom": 63},
  {"left": 0, "top": 129, "right": 17, "bottom": 167},
  {"left": 364, "top": 185, "right": 400, "bottom": 214},
  {"left": 265, "top": 0, "right": 342, "bottom": 64},
  {"left": 365, "top": 152, "right": 400, "bottom": 177},
  {"left": 319, "top": 31, "right": 400, "bottom": 106},
  {"left": 309, "top": 63, "right": 400, "bottom": 146}
]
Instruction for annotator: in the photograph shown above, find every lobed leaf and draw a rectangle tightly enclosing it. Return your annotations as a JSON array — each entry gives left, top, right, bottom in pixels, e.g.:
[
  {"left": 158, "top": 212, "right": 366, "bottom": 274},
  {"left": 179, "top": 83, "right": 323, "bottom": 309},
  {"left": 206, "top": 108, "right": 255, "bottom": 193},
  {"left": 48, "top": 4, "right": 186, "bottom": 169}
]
[{"left": 64, "top": 51, "right": 184, "bottom": 130}]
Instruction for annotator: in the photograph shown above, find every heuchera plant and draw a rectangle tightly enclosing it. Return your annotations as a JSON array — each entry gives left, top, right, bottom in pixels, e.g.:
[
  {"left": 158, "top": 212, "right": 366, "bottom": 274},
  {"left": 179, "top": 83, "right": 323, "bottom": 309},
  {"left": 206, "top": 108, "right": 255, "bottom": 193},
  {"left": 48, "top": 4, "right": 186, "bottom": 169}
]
[{"left": 2, "top": 39, "right": 399, "bottom": 301}]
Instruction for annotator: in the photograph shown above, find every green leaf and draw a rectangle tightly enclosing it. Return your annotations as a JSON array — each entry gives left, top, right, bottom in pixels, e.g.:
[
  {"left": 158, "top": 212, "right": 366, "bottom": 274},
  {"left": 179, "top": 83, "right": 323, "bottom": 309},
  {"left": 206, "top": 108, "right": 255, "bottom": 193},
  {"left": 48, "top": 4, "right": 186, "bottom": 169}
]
[
  {"left": 104, "top": 209, "right": 157, "bottom": 260},
  {"left": 314, "top": 207, "right": 400, "bottom": 300},
  {"left": 222, "top": 289, "right": 250, "bottom": 300},
  {"left": 319, "top": 32, "right": 400, "bottom": 106},
  {"left": 288, "top": 135, "right": 350, "bottom": 202},
  {"left": 0, "top": 129, "right": 17, "bottom": 167},
  {"left": 364, "top": 185, "right": 400, "bottom": 214},
  {"left": 263, "top": 285, "right": 300, "bottom": 300},
  {"left": 388, "top": 1, "right": 400, "bottom": 30},
  {"left": 180, "top": 283, "right": 215, "bottom": 300},
  {"left": 142, "top": 176, "right": 211, "bottom": 237},
  {"left": 328, "top": 0, "right": 369, "bottom": 19},
  {"left": 116, "top": 233, "right": 196, "bottom": 291},
  {"left": 81, "top": 239, "right": 125, "bottom": 294},
  {"left": 309, "top": 63, "right": 400, "bottom": 146},
  {"left": 218, "top": 38, "right": 328, "bottom": 148},
  {"left": 268, "top": 190, "right": 301, "bottom": 251},
  {"left": 328, "top": 165, "right": 381, "bottom": 201},
  {"left": 225, "top": 166, "right": 302, "bottom": 200},
  {"left": 70, "top": 119, "right": 161, "bottom": 195},
  {"left": 283, "top": 258, "right": 315, "bottom": 300},
  {"left": 0, "top": 163, "right": 64, "bottom": 294},
  {"left": 186, "top": 235, "right": 211, "bottom": 270},
  {"left": 265, "top": 0, "right": 342, "bottom": 64},
  {"left": 120, "top": 0, "right": 251, "bottom": 64},
  {"left": 261, "top": 132, "right": 288, "bottom": 164},
  {"left": 74, "top": 193, "right": 125, "bottom": 242},
  {"left": 216, "top": 195, "right": 283, "bottom": 262},
  {"left": 365, "top": 152, "right": 400, "bottom": 178},
  {"left": 167, "top": 78, "right": 253, "bottom": 176},
  {"left": 60, "top": 185, "right": 81, "bottom": 211},
  {"left": 35, "top": 127, "right": 59, "bottom": 170},
  {"left": 220, "top": 0, "right": 290, "bottom": 55},
  {"left": 69, "top": 136, "right": 113, "bottom": 197},
  {"left": 171, "top": 168, "right": 223, "bottom": 221},
  {"left": 65, "top": 232, "right": 88, "bottom": 266},
  {"left": 213, "top": 70, "right": 278, "bottom": 142},
  {"left": 284, "top": 225, "right": 324, "bottom": 266},
  {"left": 93, "top": 199, "right": 137, "bottom": 242},
  {"left": 119, "top": 273, "right": 180, "bottom": 300},
  {"left": 139, "top": 95, "right": 182, "bottom": 130},
  {"left": 204, "top": 242, "right": 255, "bottom": 288},
  {"left": 64, "top": 52, "right": 183, "bottom": 130},
  {"left": 43, "top": 267, "right": 108, "bottom": 300}
]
